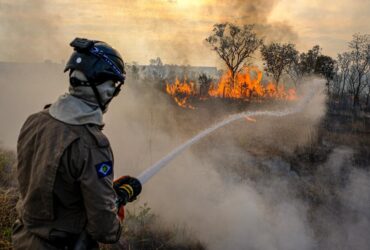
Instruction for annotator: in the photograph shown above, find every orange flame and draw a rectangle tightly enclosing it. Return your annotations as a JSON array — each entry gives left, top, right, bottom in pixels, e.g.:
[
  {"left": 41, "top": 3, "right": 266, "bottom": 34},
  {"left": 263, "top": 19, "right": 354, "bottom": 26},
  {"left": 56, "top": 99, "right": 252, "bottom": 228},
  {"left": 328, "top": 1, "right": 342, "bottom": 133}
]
[
  {"left": 166, "top": 78, "right": 196, "bottom": 109},
  {"left": 209, "top": 66, "right": 296, "bottom": 100},
  {"left": 165, "top": 66, "right": 297, "bottom": 108}
]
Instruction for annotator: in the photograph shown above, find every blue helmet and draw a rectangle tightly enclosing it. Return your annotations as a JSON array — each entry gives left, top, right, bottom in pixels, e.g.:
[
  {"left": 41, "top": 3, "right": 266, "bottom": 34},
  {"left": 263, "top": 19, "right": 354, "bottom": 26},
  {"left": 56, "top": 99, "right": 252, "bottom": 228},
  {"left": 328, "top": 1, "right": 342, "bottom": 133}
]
[
  {"left": 64, "top": 38, "right": 126, "bottom": 111},
  {"left": 64, "top": 38, "right": 125, "bottom": 84}
]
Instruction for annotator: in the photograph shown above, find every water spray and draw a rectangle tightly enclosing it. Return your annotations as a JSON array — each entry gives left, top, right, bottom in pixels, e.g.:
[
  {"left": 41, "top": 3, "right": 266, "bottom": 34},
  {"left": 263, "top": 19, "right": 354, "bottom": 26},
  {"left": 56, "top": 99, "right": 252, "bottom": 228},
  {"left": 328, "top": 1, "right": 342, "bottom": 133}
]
[{"left": 137, "top": 86, "right": 319, "bottom": 185}]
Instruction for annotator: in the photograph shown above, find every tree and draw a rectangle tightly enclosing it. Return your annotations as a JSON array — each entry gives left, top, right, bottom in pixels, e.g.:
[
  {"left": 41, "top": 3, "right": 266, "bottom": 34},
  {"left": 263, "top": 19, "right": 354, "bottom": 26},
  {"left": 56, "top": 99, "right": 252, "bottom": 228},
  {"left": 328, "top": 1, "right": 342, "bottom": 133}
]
[
  {"left": 314, "top": 55, "right": 336, "bottom": 94},
  {"left": 287, "top": 56, "right": 304, "bottom": 87},
  {"left": 299, "top": 45, "right": 321, "bottom": 75},
  {"left": 348, "top": 33, "right": 370, "bottom": 108},
  {"left": 198, "top": 73, "right": 213, "bottom": 97},
  {"left": 131, "top": 61, "right": 140, "bottom": 80},
  {"left": 287, "top": 45, "right": 321, "bottom": 86},
  {"left": 206, "top": 23, "right": 263, "bottom": 90},
  {"left": 147, "top": 57, "right": 166, "bottom": 81},
  {"left": 336, "top": 52, "right": 351, "bottom": 98},
  {"left": 365, "top": 73, "right": 370, "bottom": 109},
  {"left": 149, "top": 57, "right": 163, "bottom": 67},
  {"left": 260, "top": 43, "right": 298, "bottom": 86}
]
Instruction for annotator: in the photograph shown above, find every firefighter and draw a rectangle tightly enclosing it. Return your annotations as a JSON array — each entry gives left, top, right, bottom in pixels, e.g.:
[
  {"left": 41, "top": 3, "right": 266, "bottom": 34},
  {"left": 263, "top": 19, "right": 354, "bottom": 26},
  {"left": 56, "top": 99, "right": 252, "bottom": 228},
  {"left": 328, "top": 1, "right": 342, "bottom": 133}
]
[{"left": 12, "top": 38, "right": 142, "bottom": 249}]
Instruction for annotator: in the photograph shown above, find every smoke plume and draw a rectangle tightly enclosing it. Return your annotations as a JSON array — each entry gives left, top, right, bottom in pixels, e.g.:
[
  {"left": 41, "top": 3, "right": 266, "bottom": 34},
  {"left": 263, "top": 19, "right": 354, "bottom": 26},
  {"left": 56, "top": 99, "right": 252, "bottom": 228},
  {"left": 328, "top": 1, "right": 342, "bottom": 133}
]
[
  {"left": 0, "top": 0, "right": 65, "bottom": 62},
  {"left": 107, "top": 79, "right": 324, "bottom": 250},
  {"left": 207, "top": 0, "right": 298, "bottom": 43}
]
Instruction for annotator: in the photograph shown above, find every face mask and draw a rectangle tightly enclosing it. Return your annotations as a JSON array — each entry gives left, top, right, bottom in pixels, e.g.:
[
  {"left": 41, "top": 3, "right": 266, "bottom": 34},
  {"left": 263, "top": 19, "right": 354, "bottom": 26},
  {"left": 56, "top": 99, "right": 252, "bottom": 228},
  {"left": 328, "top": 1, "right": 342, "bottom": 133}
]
[
  {"left": 69, "top": 70, "right": 123, "bottom": 111},
  {"left": 96, "top": 80, "right": 119, "bottom": 113}
]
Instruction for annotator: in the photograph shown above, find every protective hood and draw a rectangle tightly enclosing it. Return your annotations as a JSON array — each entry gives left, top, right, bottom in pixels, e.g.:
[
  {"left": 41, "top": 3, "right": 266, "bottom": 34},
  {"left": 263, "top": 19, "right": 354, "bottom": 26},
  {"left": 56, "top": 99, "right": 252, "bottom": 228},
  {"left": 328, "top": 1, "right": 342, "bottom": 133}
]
[
  {"left": 49, "top": 70, "right": 117, "bottom": 125},
  {"left": 49, "top": 94, "right": 104, "bottom": 126}
]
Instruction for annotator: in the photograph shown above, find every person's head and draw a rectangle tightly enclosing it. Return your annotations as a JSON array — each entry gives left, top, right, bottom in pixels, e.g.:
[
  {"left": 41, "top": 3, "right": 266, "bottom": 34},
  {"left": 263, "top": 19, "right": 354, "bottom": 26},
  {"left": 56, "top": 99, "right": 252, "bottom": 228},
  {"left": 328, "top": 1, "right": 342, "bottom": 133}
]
[{"left": 64, "top": 38, "right": 125, "bottom": 112}]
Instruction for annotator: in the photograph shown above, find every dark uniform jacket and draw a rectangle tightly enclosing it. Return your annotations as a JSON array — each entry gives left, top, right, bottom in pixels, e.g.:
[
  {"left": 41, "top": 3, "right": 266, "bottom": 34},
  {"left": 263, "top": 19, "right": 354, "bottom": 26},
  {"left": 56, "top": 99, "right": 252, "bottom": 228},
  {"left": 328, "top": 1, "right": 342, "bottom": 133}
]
[{"left": 12, "top": 109, "right": 121, "bottom": 249}]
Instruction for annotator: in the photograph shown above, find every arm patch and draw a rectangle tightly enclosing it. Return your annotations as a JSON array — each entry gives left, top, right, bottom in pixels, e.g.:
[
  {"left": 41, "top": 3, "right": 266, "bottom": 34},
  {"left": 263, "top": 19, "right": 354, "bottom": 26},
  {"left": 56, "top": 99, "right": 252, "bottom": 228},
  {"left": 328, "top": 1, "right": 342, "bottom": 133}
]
[{"left": 95, "top": 161, "right": 113, "bottom": 178}]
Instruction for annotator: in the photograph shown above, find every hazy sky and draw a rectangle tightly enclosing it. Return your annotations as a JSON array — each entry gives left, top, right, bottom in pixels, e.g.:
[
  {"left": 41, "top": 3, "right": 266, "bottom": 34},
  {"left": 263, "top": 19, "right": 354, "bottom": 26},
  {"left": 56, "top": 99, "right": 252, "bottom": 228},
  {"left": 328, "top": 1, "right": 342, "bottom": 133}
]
[{"left": 0, "top": 0, "right": 369, "bottom": 66}]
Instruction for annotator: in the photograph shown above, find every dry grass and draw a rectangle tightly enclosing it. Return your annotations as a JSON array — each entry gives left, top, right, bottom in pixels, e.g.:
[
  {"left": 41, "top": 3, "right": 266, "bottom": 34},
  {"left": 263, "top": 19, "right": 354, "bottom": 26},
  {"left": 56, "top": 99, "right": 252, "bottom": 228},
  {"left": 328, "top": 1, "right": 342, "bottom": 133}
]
[
  {"left": 0, "top": 149, "right": 16, "bottom": 189},
  {"left": 0, "top": 188, "right": 18, "bottom": 249},
  {"left": 102, "top": 203, "right": 206, "bottom": 250},
  {"left": 0, "top": 148, "right": 17, "bottom": 249}
]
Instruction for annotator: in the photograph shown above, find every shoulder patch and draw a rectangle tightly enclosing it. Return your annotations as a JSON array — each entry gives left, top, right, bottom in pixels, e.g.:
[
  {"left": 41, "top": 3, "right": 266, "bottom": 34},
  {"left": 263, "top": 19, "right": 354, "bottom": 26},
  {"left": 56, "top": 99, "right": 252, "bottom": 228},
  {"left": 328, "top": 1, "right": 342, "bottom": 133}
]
[{"left": 95, "top": 161, "right": 113, "bottom": 178}]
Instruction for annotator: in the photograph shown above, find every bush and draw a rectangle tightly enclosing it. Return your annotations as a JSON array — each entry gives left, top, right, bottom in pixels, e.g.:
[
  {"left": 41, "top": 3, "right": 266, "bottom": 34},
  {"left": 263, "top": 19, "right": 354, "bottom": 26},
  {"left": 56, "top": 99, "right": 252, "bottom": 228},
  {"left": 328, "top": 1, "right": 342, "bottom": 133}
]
[{"left": 105, "top": 203, "right": 206, "bottom": 250}]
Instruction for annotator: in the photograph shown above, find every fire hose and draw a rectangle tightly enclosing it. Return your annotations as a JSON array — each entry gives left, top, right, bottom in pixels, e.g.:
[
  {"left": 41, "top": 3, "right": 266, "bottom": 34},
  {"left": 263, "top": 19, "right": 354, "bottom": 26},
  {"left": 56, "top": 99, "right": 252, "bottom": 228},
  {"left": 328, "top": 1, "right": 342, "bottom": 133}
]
[{"left": 136, "top": 85, "right": 319, "bottom": 185}]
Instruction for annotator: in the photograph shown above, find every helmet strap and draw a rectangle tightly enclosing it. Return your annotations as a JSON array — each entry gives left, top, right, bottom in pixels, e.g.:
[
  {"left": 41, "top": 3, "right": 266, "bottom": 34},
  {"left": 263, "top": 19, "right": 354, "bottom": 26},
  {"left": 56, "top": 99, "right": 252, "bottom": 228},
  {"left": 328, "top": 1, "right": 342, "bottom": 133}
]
[
  {"left": 101, "top": 82, "right": 123, "bottom": 109},
  {"left": 90, "top": 84, "right": 106, "bottom": 111}
]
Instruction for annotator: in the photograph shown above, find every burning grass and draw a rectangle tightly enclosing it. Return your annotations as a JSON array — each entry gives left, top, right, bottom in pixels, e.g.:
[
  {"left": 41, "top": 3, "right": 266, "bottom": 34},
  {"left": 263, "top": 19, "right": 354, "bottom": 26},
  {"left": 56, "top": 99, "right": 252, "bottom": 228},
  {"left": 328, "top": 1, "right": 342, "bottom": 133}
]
[{"left": 166, "top": 66, "right": 297, "bottom": 109}]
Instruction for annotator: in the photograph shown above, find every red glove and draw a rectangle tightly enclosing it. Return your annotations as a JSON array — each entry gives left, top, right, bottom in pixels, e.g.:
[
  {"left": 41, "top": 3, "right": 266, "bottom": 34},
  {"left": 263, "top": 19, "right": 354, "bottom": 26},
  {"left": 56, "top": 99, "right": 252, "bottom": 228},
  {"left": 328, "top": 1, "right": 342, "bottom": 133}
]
[
  {"left": 113, "top": 176, "right": 142, "bottom": 221},
  {"left": 117, "top": 205, "right": 125, "bottom": 221}
]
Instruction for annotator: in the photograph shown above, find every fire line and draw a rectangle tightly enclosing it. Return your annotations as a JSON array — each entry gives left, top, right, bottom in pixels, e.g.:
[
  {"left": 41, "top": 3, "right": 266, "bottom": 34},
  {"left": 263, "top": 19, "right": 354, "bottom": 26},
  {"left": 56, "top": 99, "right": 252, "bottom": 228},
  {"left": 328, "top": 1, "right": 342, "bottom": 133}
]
[{"left": 166, "top": 66, "right": 297, "bottom": 108}]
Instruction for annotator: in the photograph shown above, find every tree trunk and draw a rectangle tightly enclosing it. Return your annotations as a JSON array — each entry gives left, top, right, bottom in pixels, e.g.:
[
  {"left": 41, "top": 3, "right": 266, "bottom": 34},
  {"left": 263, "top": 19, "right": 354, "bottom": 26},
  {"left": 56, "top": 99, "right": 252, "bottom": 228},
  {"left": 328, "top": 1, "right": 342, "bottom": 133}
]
[
  {"left": 353, "top": 73, "right": 362, "bottom": 108},
  {"left": 326, "top": 78, "right": 331, "bottom": 96},
  {"left": 340, "top": 73, "right": 346, "bottom": 99},
  {"left": 230, "top": 69, "right": 236, "bottom": 90},
  {"left": 275, "top": 73, "right": 281, "bottom": 88},
  {"left": 353, "top": 92, "right": 359, "bottom": 107},
  {"left": 353, "top": 88, "right": 360, "bottom": 109}
]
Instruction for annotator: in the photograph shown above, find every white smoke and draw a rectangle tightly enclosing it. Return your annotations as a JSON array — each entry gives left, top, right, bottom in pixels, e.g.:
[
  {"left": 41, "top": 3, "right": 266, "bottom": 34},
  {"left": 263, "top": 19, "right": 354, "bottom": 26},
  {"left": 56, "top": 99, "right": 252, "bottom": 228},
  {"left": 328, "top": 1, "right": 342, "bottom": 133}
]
[
  {"left": 1, "top": 66, "right": 369, "bottom": 249},
  {"left": 105, "top": 78, "right": 327, "bottom": 249}
]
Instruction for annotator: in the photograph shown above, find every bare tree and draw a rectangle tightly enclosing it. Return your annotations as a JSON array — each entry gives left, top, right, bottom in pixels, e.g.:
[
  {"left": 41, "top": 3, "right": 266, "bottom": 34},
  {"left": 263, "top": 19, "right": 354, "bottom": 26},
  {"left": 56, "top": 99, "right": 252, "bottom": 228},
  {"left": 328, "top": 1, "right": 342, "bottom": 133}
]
[
  {"left": 365, "top": 73, "right": 370, "bottom": 109},
  {"left": 348, "top": 33, "right": 370, "bottom": 108},
  {"left": 336, "top": 52, "right": 351, "bottom": 98},
  {"left": 260, "top": 43, "right": 298, "bottom": 86},
  {"left": 206, "top": 23, "right": 262, "bottom": 90}
]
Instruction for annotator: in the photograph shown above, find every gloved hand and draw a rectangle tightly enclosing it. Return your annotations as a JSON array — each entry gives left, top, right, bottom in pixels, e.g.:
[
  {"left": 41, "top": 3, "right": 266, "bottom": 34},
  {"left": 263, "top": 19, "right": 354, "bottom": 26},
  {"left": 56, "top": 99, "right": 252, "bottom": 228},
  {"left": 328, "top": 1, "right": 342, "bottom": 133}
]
[{"left": 113, "top": 176, "right": 142, "bottom": 207}]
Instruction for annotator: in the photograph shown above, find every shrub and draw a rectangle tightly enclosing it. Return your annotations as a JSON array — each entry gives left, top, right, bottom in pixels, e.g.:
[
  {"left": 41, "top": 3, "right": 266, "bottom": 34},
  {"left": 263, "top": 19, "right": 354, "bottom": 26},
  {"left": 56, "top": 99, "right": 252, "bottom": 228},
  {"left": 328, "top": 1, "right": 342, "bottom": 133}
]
[{"left": 104, "top": 203, "right": 206, "bottom": 250}]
